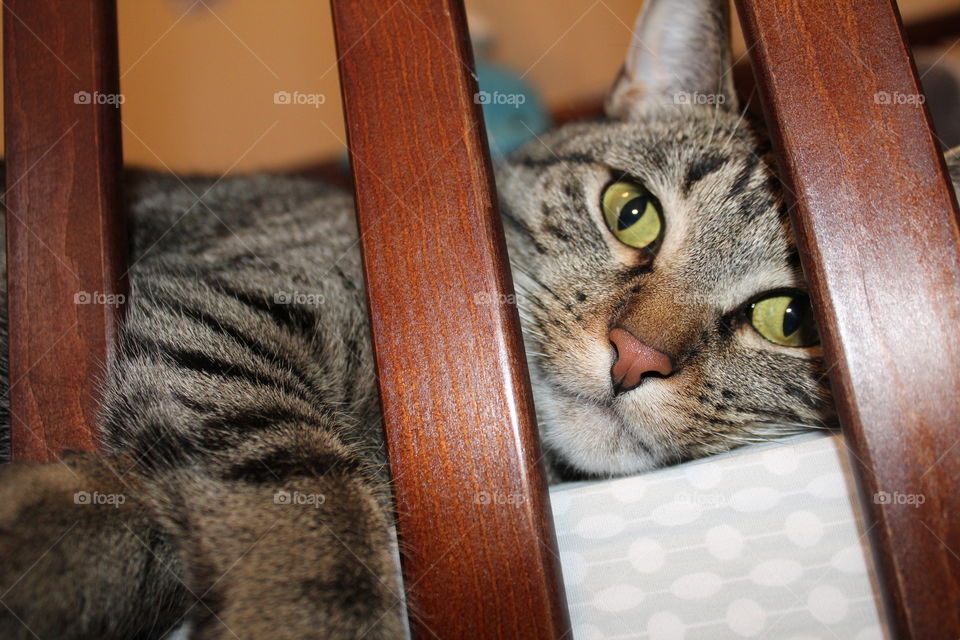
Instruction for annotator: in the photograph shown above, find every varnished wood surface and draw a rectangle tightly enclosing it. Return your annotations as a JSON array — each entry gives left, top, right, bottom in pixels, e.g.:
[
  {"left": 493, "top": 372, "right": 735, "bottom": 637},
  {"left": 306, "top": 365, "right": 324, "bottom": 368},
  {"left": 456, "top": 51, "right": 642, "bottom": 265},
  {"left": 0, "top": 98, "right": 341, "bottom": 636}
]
[
  {"left": 735, "top": 0, "right": 960, "bottom": 637},
  {"left": 331, "top": 0, "right": 571, "bottom": 637},
  {"left": 4, "top": 0, "right": 126, "bottom": 461}
]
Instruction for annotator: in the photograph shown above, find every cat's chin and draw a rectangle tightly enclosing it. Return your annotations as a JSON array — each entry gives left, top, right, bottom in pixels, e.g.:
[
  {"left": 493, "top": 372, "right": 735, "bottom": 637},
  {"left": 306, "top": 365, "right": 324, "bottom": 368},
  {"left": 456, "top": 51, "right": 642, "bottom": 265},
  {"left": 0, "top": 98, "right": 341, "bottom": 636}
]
[{"left": 532, "top": 379, "right": 665, "bottom": 478}]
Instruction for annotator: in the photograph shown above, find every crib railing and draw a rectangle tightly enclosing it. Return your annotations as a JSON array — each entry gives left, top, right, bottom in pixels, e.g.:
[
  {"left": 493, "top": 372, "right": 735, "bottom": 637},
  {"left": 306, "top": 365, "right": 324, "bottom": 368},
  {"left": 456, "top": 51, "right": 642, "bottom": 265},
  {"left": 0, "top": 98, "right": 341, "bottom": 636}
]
[
  {"left": 736, "top": 2, "right": 960, "bottom": 637},
  {"left": 4, "top": 0, "right": 959, "bottom": 638},
  {"left": 4, "top": 0, "right": 126, "bottom": 462},
  {"left": 330, "top": 0, "right": 569, "bottom": 637}
]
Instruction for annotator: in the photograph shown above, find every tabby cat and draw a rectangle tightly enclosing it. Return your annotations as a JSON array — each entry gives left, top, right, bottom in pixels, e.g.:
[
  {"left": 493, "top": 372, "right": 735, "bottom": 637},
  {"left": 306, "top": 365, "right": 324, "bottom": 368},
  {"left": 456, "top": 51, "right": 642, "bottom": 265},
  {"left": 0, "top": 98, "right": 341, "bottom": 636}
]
[{"left": 2, "top": 0, "right": 958, "bottom": 638}]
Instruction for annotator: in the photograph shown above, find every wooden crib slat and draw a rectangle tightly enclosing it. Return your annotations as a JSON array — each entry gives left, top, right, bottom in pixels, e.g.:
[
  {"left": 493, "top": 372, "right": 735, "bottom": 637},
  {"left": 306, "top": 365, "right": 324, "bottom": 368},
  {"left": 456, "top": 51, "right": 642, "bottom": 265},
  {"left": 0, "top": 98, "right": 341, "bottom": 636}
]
[
  {"left": 330, "top": 0, "right": 571, "bottom": 637},
  {"left": 735, "top": 0, "right": 960, "bottom": 637},
  {"left": 4, "top": 0, "right": 126, "bottom": 461}
]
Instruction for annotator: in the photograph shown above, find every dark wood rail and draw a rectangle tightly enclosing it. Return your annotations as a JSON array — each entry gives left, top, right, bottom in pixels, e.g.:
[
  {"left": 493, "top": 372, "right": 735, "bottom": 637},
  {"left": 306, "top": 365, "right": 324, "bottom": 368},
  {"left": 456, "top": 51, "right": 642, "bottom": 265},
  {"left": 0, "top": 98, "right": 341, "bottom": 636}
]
[
  {"left": 330, "top": 0, "right": 571, "bottom": 637},
  {"left": 4, "top": 0, "right": 126, "bottom": 461},
  {"left": 735, "top": 0, "right": 960, "bottom": 637}
]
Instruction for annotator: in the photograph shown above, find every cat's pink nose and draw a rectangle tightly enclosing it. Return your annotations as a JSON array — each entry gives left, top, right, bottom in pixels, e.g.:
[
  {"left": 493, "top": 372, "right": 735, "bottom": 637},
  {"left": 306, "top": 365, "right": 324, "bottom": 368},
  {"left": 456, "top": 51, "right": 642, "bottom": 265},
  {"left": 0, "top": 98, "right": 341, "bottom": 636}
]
[{"left": 609, "top": 327, "right": 674, "bottom": 394}]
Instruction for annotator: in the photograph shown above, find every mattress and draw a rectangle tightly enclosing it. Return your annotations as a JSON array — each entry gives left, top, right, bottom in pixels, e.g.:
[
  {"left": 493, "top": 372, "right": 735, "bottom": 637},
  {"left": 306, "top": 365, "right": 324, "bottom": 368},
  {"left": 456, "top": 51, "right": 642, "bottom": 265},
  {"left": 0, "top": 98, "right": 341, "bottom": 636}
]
[{"left": 550, "top": 432, "right": 887, "bottom": 639}]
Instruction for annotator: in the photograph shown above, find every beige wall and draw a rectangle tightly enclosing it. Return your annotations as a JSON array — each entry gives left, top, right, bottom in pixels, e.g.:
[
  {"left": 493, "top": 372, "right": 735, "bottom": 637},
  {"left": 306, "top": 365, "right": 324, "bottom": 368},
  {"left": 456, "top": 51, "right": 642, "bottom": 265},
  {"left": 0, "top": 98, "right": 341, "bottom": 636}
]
[
  {"left": 3, "top": 0, "right": 957, "bottom": 173},
  {"left": 116, "top": 0, "right": 646, "bottom": 173}
]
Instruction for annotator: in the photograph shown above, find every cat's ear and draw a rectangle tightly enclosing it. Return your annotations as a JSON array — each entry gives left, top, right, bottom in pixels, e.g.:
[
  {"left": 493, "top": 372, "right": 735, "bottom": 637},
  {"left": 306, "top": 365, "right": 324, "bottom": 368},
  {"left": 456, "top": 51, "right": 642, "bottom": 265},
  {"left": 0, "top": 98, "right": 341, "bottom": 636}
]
[{"left": 606, "top": 0, "right": 740, "bottom": 119}]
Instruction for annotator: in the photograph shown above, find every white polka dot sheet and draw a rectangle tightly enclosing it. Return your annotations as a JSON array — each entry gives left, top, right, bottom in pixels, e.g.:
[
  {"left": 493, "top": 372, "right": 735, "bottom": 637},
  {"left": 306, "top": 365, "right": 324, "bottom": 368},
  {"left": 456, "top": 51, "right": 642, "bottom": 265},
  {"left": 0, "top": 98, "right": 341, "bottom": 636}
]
[{"left": 550, "top": 432, "right": 888, "bottom": 639}]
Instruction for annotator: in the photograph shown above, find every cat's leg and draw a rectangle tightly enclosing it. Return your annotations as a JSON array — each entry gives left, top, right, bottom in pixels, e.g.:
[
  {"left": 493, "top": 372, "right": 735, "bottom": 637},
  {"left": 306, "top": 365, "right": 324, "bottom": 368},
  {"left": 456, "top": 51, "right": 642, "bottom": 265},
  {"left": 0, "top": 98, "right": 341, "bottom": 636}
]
[
  {"left": 0, "top": 452, "right": 188, "bottom": 640},
  {"left": 160, "top": 434, "right": 405, "bottom": 640}
]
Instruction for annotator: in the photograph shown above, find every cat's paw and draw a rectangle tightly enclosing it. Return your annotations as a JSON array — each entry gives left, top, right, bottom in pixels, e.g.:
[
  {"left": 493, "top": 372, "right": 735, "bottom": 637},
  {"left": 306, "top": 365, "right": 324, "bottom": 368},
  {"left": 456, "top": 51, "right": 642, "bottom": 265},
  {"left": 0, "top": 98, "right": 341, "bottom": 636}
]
[
  {"left": 160, "top": 469, "right": 406, "bottom": 640},
  {"left": 0, "top": 453, "right": 186, "bottom": 640}
]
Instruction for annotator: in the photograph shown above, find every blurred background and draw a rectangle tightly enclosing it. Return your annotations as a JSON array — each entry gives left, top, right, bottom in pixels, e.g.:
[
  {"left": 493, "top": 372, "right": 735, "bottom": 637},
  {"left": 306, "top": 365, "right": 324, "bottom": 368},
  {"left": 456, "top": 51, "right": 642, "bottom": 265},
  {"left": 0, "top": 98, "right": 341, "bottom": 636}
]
[{"left": 1, "top": 0, "right": 958, "bottom": 174}]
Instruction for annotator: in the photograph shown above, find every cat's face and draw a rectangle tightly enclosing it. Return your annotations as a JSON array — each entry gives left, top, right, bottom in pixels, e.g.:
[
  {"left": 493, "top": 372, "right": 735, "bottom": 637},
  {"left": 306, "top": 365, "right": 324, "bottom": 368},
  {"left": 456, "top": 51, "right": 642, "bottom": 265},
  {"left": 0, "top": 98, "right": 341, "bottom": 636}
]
[{"left": 497, "top": 0, "right": 832, "bottom": 477}]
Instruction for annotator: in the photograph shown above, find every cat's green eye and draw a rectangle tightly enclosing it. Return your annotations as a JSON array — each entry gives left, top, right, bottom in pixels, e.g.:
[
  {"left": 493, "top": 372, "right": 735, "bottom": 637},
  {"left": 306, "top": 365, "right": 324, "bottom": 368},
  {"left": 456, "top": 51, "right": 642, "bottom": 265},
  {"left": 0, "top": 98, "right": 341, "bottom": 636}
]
[
  {"left": 601, "top": 180, "right": 663, "bottom": 249},
  {"left": 750, "top": 293, "right": 819, "bottom": 347}
]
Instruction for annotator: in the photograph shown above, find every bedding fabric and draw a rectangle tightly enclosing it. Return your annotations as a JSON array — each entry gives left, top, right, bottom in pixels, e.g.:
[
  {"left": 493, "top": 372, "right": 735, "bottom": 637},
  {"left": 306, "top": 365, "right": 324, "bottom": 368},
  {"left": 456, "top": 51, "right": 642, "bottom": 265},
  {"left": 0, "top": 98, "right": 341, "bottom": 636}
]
[{"left": 550, "top": 432, "right": 887, "bottom": 639}]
